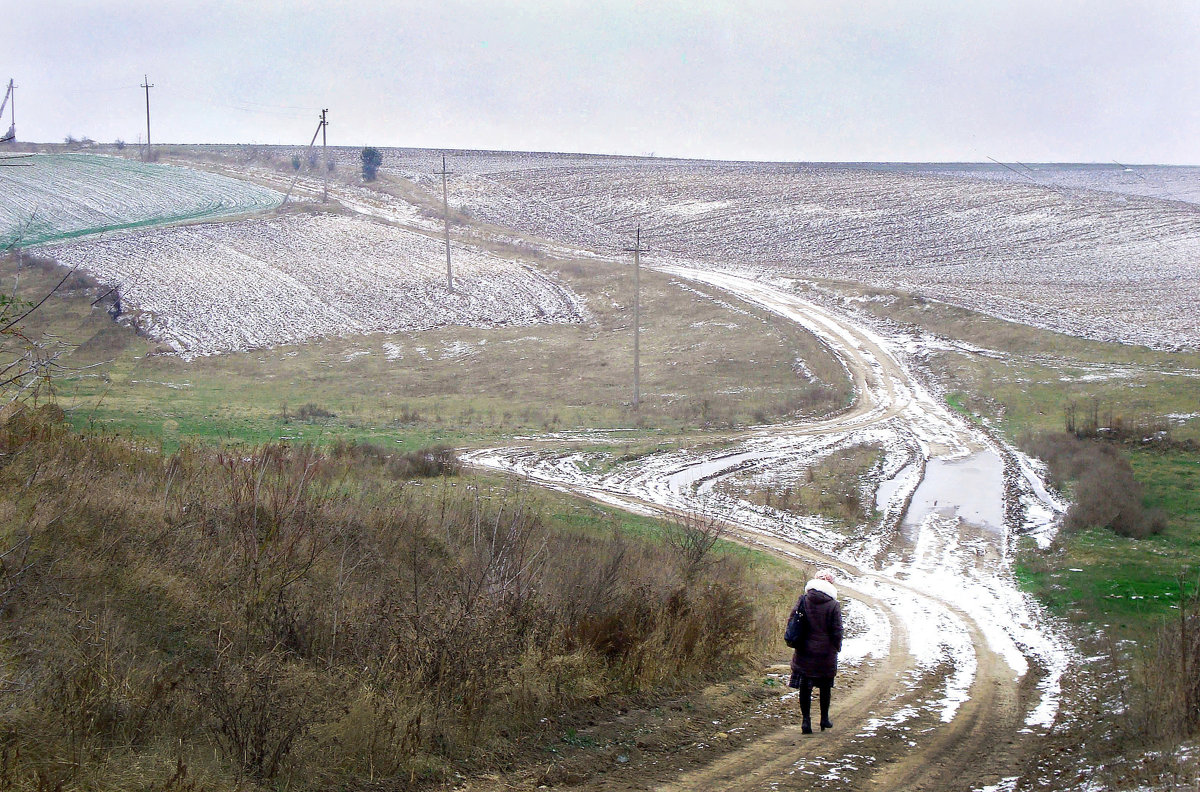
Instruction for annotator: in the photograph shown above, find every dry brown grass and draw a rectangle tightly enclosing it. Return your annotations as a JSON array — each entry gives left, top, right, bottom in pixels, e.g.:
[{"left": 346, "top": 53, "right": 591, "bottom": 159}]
[
  {"left": 0, "top": 407, "right": 772, "bottom": 790},
  {"left": 1131, "top": 578, "right": 1200, "bottom": 743},
  {"left": 716, "top": 444, "right": 881, "bottom": 528}
]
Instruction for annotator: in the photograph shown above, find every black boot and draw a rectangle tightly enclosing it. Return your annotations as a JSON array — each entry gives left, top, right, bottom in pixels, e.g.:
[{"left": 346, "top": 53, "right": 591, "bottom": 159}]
[
  {"left": 819, "top": 684, "right": 833, "bottom": 731},
  {"left": 800, "top": 679, "right": 813, "bottom": 734}
]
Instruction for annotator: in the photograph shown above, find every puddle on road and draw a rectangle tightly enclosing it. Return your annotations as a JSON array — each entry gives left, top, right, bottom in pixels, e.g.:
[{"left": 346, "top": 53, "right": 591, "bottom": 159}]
[{"left": 903, "top": 449, "right": 1005, "bottom": 534}]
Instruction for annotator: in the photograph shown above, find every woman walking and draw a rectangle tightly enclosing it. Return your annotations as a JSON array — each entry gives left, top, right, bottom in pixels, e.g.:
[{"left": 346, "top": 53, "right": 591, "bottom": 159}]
[{"left": 788, "top": 570, "right": 843, "bottom": 734}]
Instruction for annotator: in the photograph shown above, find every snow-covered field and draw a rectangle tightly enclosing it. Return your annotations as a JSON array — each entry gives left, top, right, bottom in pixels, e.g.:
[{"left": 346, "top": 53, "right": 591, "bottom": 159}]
[
  {"left": 899, "top": 162, "right": 1200, "bottom": 206},
  {"left": 0, "top": 153, "right": 281, "bottom": 247},
  {"left": 46, "top": 213, "right": 588, "bottom": 357},
  {"left": 347, "top": 152, "right": 1200, "bottom": 351}
]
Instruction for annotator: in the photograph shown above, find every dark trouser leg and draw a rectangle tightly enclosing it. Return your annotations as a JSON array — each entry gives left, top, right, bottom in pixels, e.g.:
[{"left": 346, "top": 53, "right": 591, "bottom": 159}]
[
  {"left": 800, "top": 678, "right": 813, "bottom": 733},
  {"left": 819, "top": 683, "right": 833, "bottom": 730}
]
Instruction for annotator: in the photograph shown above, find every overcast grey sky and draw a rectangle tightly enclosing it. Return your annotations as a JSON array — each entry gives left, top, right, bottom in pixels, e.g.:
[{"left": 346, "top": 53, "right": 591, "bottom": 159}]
[{"left": 5, "top": 0, "right": 1198, "bottom": 163}]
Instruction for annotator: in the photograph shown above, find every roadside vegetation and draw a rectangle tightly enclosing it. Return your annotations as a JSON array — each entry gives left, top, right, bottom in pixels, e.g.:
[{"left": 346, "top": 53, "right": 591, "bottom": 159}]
[
  {"left": 716, "top": 444, "right": 881, "bottom": 529},
  {"left": 0, "top": 405, "right": 795, "bottom": 790}
]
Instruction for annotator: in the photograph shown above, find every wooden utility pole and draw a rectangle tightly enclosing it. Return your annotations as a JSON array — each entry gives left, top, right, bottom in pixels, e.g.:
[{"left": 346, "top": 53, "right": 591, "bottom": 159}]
[
  {"left": 320, "top": 108, "right": 328, "bottom": 203},
  {"left": 435, "top": 155, "right": 454, "bottom": 291},
  {"left": 623, "top": 227, "right": 646, "bottom": 410},
  {"left": 140, "top": 75, "right": 153, "bottom": 161}
]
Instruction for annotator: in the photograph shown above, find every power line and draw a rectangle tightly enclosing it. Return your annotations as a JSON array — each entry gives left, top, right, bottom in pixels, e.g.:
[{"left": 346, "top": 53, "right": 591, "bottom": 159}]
[{"left": 985, "top": 156, "right": 1038, "bottom": 183}]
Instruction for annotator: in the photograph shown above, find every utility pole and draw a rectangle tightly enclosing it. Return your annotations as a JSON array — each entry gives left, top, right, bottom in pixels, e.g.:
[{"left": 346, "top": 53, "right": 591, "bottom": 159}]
[
  {"left": 0, "top": 79, "right": 15, "bottom": 143},
  {"left": 623, "top": 226, "right": 646, "bottom": 410},
  {"left": 140, "top": 75, "right": 153, "bottom": 161},
  {"left": 320, "top": 108, "right": 328, "bottom": 203},
  {"left": 435, "top": 154, "right": 455, "bottom": 291},
  {"left": 282, "top": 113, "right": 327, "bottom": 205}
]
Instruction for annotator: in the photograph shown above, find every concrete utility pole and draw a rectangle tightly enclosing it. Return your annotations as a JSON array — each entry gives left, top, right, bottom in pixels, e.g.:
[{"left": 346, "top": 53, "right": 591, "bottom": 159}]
[
  {"left": 435, "top": 154, "right": 455, "bottom": 291},
  {"left": 282, "top": 113, "right": 327, "bottom": 206},
  {"left": 320, "top": 108, "right": 328, "bottom": 203},
  {"left": 140, "top": 75, "right": 153, "bottom": 161},
  {"left": 623, "top": 226, "right": 646, "bottom": 410},
  {"left": 4, "top": 80, "right": 14, "bottom": 142}
]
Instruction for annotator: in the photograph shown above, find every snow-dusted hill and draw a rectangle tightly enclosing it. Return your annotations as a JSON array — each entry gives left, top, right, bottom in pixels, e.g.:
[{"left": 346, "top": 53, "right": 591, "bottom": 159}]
[{"left": 46, "top": 213, "right": 587, "bottom": 357}]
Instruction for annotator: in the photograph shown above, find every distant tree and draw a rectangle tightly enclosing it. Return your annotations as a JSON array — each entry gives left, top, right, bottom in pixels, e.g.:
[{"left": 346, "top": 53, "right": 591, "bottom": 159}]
[
  {"left": 361, "top": 147, "right": 382, "bottom": 181},
  {"left": 114, "top": 139, "right": 126, "bottom": 151},
  {"left": 291, "top": 154, "right": 302, "bottom": 171}
]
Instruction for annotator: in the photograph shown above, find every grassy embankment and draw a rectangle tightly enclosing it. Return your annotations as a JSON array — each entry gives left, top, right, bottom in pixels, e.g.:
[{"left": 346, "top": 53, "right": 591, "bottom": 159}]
[{"left": 0, "top": 406, "right": 803, "bottom": 790}]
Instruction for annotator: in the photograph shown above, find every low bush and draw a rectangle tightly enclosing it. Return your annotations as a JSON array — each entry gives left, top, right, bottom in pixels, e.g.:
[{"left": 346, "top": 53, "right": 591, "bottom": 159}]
[{"left": 1022, "top": 432, "right": 1165, "bottom": 538}]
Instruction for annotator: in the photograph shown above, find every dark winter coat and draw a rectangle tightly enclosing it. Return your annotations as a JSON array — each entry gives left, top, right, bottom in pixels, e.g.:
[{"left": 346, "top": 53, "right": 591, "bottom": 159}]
[{"left": 789, "top": 583, "right": 843, "bottom": 680}]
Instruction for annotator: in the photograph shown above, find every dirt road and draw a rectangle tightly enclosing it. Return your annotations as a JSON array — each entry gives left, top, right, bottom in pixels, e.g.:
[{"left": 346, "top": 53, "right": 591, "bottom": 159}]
[{"left": 467, "top": 268, "right": 1070, "bottom": 792}]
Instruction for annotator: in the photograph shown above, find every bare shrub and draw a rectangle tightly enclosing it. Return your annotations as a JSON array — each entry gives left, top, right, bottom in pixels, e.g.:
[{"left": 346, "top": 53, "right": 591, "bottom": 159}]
[
  {"left": 662, "top": 507, "right": 726, "bottom": 581},
  {"left": 1021, "top": 432, "right": 1164, "bottom": 538},
  {"left": 329, "top": 438, "right": 459, "bottom": 478},
  {"left": 201, "top": 646, "right": 331, "bottom": 781},
  {"left": 1133, "top": 575, "right": 1200, "bottom": 742},
  {"left": 293, "top": 402, "right": 334, "bottom": 421}
]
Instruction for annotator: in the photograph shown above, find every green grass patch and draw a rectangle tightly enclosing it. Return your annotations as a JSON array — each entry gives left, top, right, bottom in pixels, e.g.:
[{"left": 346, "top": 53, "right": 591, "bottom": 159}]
[{"left": 1017, "top": 448, "right": 1200, "bottom": 636}]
